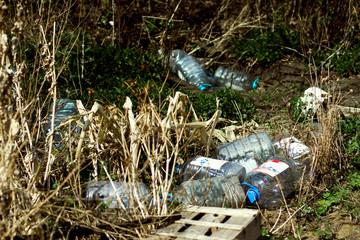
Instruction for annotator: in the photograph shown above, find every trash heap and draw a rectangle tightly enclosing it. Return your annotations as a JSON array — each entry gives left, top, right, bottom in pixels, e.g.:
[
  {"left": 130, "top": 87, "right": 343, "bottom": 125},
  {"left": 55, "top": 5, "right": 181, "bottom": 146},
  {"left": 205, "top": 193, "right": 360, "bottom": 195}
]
[
  {"left": 44, "top": 50, "right": 342, "bottom": 213},
  {"left": 84, "top": 131, "right": 312, "bottom": 210}
]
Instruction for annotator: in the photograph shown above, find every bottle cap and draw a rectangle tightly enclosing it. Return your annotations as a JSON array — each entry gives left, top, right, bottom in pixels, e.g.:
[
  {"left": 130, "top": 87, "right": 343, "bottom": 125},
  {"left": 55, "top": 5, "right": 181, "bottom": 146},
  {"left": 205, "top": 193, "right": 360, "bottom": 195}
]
[
  {"left": 246, "top": 188, "right": 260, "bottom": 203},
  {"left": 242, "top": 182, "right": 260, "bottom": 203},
  {"left": 199, "top": 84, "right": 213, "bottom": 90},
  {"left": 252, "top": 78, "right": 259, "bottom": 89}
]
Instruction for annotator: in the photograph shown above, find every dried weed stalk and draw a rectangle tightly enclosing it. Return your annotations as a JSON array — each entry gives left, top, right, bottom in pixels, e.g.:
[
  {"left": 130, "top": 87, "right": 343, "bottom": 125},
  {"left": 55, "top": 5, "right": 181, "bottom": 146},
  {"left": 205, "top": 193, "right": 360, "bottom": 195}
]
[{"left": 0, "top": 2, "right": 43, "bottom": 238}]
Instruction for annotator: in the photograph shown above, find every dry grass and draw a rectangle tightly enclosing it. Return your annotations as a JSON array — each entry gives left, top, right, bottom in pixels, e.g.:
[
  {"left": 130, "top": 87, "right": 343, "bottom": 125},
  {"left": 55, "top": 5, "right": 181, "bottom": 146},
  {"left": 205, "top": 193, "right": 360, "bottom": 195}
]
[
  {"left": 0, "top": 9, "right": 222, "bottom": 235},
  {"left": 0, "top": 1, "right": 358, "bottom": 239}
]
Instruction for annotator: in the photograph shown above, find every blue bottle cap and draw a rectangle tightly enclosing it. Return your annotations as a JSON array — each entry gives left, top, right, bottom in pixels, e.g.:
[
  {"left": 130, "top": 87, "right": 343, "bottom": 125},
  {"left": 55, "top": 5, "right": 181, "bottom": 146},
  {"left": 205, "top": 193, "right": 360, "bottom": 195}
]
[
  {"left": 242, "top": 182, "right": 260, "bottom": 203},
  {"left": 246, "top": 188, "right": 260, "bottom": 203},
  {"left": 199, "top": 84, "right": 213, "bottom": 90},
  {"left": 252, "top": 77, "right": 259, "bottom": 89},
  {"left": 174, "top": 166, "right": 180, "bottom": 174}
]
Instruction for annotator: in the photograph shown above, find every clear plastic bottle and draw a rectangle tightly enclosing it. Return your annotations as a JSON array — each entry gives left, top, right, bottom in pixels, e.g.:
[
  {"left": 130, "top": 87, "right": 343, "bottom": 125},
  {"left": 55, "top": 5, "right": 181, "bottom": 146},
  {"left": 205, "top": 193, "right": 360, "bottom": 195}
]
[
  {"left": 214, "top": 66, "right": 259, "bottom": 91},
  {"left": 168, "top": 49, "right": 213, "bottom": 90},
  {"left": 86, "top": 181, "right": 151, "bottom": 209},
  {"left": 241, "top": 156, "right": 306, "bottom": 209},
  {"left": 45, "top": 99, "right": 81, "bottom": 143},
  {"left": 215, "top": 132, "right": 275, "bottom": 172},
  {"left": 180, "top": 156, "right": 246, "bottom": 183},
  {"left": 273, "top": 136, "right": 311, "bottom": 160},
  {"left": 173, "top": 175, "right": 245, "bottom": 208}
]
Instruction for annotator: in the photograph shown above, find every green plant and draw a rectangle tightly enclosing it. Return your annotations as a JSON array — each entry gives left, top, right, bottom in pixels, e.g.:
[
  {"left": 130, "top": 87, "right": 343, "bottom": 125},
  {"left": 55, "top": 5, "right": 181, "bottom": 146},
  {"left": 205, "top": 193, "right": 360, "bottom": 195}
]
[
  {"left": 316, "top": 186, "right": 350, "bottom": 215},
  {"left": 62, "top": 43, "right": 171, "bottom": 111},
  {"left": 22, "top": 32, "right": 171, "bottom": 112},
  {"left": 183, "top": 88, "right": 255, "bottom": 121},
  {"left": 229, "top": 24, "right": 300, "bottom": 65},
  {"left": 310, "top": 42, "right": 360, "bottom": 77},
  {"left": 261, "top": 229, "right": 286, "bottom": 240},
  {"left": 288, "top": 95, "right": 309, "bottom": 123},
  {"left": 310, "top": 169, "right": 360, "bottom": 219},
  {"left": 314, "top": 223, "right": 334, "bottom": 239},
  {"left": 340, "top": 115, "right": 360, "bottom": 167}
]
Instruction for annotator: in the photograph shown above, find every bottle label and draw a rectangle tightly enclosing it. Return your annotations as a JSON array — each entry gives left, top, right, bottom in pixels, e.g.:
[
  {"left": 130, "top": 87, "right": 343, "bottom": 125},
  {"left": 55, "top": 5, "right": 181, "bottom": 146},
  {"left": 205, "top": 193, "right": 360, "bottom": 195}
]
[
  {"left": 190, "top": 157, "right": 227, "bottom": 170},
  {"left": 252, "top": 160, "right": 289, "bottom": 177},
  {"left": 274, "top": 137, "right": 311, "bottom": 159}
]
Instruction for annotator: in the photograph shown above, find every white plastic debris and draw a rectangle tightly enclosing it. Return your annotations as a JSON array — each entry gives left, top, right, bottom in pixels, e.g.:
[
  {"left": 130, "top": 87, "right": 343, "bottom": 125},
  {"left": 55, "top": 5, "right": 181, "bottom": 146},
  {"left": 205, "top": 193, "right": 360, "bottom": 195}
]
[{"left": 300, "top": 87, "right": 330, "bottom": 115}]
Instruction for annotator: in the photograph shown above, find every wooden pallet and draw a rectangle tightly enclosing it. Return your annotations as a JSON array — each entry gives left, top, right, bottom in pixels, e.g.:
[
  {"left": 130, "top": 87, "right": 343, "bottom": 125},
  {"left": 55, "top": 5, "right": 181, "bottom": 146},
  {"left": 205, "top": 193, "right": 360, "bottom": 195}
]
[{"left": 146, "top": 206, "right": 261, "bottom": 240}]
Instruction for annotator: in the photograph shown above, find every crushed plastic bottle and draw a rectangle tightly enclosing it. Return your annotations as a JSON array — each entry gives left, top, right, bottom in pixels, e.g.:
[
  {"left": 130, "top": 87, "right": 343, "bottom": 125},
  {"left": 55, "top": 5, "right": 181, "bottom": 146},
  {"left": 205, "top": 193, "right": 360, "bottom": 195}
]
[
  {"left": 86, "top": 181, "right": 151, "bottom": 209},
  {"left": 168, "top": 49, "right": 213, "bottom": 90},
  {"left": 45, "top": 99, "right": 81, "bottom": 144},
  {"left": 274, "top": 136, "right": 311, "bottom": 160},
  {"left": 173, "top": 175, "right": 245, "bottom": 208},
  {"left": 241, "top": 156, "right": 307, "bottom": 209},
  {"left": 215, "top": 132, "right": 275, "bottom": 172},
  {"left": 180, "top": 156, "right": 246, "bottom": 182},
  {"left": 214, "top": 66, "right": 259, "bottom": 91}
]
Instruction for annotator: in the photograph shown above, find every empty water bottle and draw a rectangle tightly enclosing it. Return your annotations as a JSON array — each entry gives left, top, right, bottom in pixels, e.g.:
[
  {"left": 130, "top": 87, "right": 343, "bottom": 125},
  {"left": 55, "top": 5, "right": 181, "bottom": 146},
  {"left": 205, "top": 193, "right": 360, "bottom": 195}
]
[
  {"left": 274, "top": 136, "right": 311, "bottom": 160},
  {"left": 241, "top": 156, "right": 306, "bottom": 209},
  {"left": 45, "top": 99, "right": 81, "bottom": 143},
  {"left": 86, "top": 181, "right": 151, "bottom": 209},
  {"left": 215, "top": 132, "right": 275, "bottom": 172},
  {"left": 168, "top": 49, "right": 213, "bottom": 90},
  {"left": 214, "top": 66, "right": 259, "bottom": 91},
  {"left": 180, "top": 156, "right": 246, "bottom": 182},
  {"left": 173, "top": 175, "right": 245, "bottom": 208}
]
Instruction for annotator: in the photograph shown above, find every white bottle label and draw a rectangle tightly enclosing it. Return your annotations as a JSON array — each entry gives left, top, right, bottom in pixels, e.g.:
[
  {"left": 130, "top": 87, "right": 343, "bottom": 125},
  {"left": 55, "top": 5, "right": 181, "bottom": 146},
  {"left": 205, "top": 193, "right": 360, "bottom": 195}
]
[
  {"left": 252, "top": 160, "right": 289, "bottom": 177},
  {"left": 190, "top": 157, "right": 227, "bottom": 170},
  {"left": 274, "top": 137, "right": 311, "bottom": 159}
]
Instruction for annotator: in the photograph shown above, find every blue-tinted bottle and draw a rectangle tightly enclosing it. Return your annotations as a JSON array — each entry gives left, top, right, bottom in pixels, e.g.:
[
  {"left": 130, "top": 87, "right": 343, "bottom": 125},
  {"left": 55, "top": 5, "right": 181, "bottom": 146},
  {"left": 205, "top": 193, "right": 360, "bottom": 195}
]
[
  {"left": 241, "top": 156, "right": 306, "bottom": 209},
  {"left": 45, "top": 99, "right": 81, "bottom": 144},
  {"left": 214, "top": 66, "right": 259, "bottom": 91},
  {"left": 168, "top": 49, "right": 213, "bottom": 90},
  {"left": 215, "top": 132, "right": 275, "bottom": 173},
  {"left": 86, "top": 181, "right": 151, "bottom": 209}
]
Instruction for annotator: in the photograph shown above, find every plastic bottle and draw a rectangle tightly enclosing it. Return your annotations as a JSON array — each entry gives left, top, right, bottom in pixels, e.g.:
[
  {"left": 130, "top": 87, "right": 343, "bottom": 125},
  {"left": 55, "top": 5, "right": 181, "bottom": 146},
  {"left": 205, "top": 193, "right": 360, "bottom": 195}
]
[
  {"left": 180, "top": 156, "right": 246, "bottom": 182},
  {"left": 274, "top": 136, "right": 311, "bottom": 160},
  {"left": 241, "top": 156, "right": 306, "bottom": 209},
  {"left": 173, "top": 175, "right": 245, "bottom": 208},
  {"left": 214, "top": 66, "right": 259, "bottom": 91},
  {"left": 168, "top": 49, "right": 213, "bottom": 90},
  {"left": 215, "top": 132, "right": 275, "bottom": 172},
  {"left": 45, "top": 99, "right": 81, "bottom": 143},
  {"left": 86, "top": 181, "right": 151, "bottom": 209}
]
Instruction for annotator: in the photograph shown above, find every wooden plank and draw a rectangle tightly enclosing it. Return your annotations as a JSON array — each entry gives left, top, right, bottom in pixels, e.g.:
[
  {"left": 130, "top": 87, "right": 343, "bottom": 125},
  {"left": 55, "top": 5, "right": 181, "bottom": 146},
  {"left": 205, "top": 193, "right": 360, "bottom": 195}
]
[
  {"left": 184, "top": 205, "right": 259, "bottom": 218},
  {"left": 219, "top": 212, "right": 261, "bottom": 240},
  {"left": 155, "top": 222, "right": 185, "bottom": 235},
  {"left": 176, "top": 218, "right": 245, "bottom": 231},
  {"left": 156, "top": 230, "right": 224, "bottom": 240},
  {"left": 209, "top": 228, "right": 242, "bottom": 240},
  {"left": 336, "top": 105, "right": 360, "bottom": 116},
  {"left": 181, "top": 210, "right": 202, "bottom": 219},
  {"left": 152, "top": 210, "right": 203, "bottom": 236},
  {"left": 143, "top": 234, "right": 172, "bottom": 240},
  {"left": 148, "top": 207, "right": 262, "bottom": 240},
  {"left": 180, "top": 212, "right": 219, "bottom": 236}
]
